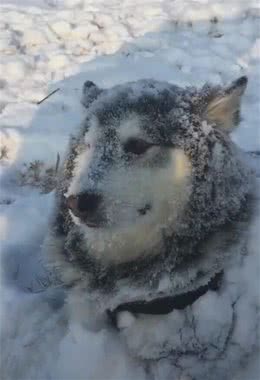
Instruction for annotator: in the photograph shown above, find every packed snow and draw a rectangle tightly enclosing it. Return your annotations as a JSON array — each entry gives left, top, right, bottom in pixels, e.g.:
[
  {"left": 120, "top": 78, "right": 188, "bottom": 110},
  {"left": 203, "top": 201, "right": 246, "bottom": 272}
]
[{"left": 0, "top": 0, "right": 260, "bottom": 379}]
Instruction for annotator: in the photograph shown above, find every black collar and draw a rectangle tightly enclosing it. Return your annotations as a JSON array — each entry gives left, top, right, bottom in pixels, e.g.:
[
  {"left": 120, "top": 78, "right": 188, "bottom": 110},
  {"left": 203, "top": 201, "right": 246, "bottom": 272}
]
[{"left": 107, "top": 271, "right": 223, "bottom": 327}]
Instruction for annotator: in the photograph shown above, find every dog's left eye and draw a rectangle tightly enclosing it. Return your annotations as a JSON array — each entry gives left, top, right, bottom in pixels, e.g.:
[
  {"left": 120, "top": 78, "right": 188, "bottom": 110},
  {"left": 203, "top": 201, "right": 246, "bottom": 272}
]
[{"left": 123, "top": 138, "right": 152, "bottom": 155}]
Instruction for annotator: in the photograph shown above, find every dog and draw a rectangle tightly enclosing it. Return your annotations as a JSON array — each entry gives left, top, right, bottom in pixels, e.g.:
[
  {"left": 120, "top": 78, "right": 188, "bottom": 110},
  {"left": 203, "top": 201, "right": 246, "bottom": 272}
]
[
  {"left": 46, "top": 75, "right": 251, "bottom": 282},
  {"left": 38, "top": 77, "right": 258, "bottom": 378},
  {"left": 39, "top": 76, "right": 257, "bottom": 379}
]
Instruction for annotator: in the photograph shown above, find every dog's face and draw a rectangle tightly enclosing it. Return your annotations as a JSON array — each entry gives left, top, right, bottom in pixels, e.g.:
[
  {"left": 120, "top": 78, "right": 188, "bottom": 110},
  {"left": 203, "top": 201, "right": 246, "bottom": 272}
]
[
  {"left": 63, "top": 77, "right": 247, "bottom": 264},
  {"left": 67, "top": 118, "right": 191, "bottom": 228}
]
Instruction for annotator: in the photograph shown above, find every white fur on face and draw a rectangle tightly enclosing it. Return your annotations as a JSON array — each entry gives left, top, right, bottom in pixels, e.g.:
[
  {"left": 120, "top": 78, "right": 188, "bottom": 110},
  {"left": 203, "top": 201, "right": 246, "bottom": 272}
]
[
  {"left": 66, "top": 120, "right": 98, "bottom": 197},
  {"left": 71, "top": 147, "right": 191, "bottom": 264},
  {"left": 118, "top": 114, "right": 143, "bottom": 141}
]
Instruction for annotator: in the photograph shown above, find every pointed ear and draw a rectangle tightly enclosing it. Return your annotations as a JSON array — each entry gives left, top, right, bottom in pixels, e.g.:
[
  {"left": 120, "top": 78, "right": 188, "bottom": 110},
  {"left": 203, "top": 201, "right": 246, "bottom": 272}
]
[
  {"left": 81, "top": 80, "right": 103, "bottom": 108},
  {"left": 204, "top": 76, "right": 248, "bottom": 133}
]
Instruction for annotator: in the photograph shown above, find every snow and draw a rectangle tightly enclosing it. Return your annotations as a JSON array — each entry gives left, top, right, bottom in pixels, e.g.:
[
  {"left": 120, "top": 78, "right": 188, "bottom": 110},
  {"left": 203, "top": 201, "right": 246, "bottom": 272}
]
[{"left": 0, "top": 0, "right": 260, "bottom": 379}]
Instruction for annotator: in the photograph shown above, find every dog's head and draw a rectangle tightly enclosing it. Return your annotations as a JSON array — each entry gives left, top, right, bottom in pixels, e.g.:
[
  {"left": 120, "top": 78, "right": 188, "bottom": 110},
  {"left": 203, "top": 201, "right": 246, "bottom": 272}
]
[{"left": 59, "top": 77, "right": 250, "bottom": 265}]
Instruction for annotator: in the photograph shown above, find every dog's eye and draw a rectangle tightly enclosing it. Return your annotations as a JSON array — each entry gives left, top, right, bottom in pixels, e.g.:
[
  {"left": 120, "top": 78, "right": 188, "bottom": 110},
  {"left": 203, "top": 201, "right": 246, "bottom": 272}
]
[{"left": 123, "top": 138, "right": 152, "bottom": 155}]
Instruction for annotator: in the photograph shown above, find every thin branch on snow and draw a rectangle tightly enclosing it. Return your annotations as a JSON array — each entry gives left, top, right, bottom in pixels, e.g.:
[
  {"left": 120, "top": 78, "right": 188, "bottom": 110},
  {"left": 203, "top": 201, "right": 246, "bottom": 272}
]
[
  {"left": 55, "top": 153, "right": 60, "bottom": 174},
  {"left": 37, "top": 88, "right": 60, "bottom": 105}
]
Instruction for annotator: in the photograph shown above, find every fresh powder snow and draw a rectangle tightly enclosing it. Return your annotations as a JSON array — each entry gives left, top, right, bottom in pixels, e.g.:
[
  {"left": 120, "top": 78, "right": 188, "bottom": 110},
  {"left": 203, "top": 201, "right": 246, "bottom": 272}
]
[{"left": 0, "top": 0, "right": 259, "bottom": 379}]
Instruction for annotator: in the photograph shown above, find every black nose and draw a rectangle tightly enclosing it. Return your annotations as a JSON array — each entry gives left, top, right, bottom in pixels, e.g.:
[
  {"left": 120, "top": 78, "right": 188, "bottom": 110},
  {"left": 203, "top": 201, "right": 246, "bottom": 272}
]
[{"left": 67, "top": 192, "right": 102, "bottom": 217}]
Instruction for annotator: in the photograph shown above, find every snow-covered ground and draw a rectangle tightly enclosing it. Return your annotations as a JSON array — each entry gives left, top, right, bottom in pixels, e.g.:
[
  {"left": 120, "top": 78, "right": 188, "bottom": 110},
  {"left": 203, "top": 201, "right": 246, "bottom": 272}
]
[{"left": 0, "top": 0, "right": 260, "bottom": 379}]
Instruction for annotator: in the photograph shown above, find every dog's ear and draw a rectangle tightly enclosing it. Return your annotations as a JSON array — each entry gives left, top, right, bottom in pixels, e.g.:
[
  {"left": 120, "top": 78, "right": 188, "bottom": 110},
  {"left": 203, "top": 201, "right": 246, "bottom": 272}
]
[
  {"left": 81, "top": 80, "right": 103, "bottom": 108},
  {"left": 204, "top": 76, "right": 248, "bottom": 133}
]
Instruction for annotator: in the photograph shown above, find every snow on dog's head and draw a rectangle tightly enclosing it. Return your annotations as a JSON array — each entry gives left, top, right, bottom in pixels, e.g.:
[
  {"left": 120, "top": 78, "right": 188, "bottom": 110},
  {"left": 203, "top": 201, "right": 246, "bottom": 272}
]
[{"left": 50, "top": 76, "right": 252, "bottom": 276}]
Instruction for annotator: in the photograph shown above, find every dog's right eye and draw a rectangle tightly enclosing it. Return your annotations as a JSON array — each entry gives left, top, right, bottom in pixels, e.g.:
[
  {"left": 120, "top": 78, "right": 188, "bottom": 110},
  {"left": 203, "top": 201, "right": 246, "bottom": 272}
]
[{"left": 123, "top": 138, "right": 152, "bottom": 155}]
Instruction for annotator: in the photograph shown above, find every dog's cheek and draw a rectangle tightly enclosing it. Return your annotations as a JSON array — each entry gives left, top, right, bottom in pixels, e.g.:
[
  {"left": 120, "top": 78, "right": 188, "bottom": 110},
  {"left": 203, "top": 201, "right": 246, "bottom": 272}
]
[{"left": 102, "top": 169, "right": 155, "bottom": 218}]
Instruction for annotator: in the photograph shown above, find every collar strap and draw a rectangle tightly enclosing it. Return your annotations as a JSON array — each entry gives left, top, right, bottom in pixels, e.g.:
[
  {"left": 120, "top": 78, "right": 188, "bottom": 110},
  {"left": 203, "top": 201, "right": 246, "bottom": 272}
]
[{"left": 107, "top": 271, "right": 223, "bottom": 326}]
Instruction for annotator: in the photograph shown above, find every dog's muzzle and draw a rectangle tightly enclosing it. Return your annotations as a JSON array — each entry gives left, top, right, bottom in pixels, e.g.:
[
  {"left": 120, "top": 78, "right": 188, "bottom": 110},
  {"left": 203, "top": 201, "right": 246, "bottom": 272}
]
[
  {"left": 107, "top": 271, "right": 223, "bottom": 327},
  {"left": 66, "top": 192, "right": 105, "bottom": 227}
]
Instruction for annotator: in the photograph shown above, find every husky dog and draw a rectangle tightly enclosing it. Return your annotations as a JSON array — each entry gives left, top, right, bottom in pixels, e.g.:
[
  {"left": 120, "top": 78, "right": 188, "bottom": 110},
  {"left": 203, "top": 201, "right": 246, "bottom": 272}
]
[{"left": 42, "top": 76, "right": 257, "bottom": 379}]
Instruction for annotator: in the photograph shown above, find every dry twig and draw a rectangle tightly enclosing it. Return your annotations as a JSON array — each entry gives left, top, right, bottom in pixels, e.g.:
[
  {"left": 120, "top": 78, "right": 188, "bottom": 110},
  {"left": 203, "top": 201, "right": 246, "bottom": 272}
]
[{"left": 37, "top": 88, "right": 60, "bottom": 105}]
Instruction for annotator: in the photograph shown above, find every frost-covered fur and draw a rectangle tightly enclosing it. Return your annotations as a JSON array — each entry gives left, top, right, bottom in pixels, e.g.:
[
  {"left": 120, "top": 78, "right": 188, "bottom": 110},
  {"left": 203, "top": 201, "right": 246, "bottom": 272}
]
[
  {"left": 45, "top": 77, "right": 252, "bottom": 295},
  {"left": 3, "top": 77, "right": 258, "bottom": 380}
]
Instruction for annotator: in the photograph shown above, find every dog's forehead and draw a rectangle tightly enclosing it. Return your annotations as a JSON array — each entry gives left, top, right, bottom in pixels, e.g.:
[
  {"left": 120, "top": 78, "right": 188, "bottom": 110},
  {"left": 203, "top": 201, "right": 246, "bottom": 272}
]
[
  {"left": 87, "top": 113, "right": 144, "bottom": 145},
  {"left": 91, "top": 81, "right": 186, "bottom": 123},
  {"left": 86, "top": 79, "right": 195, "bottom": 140}
]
